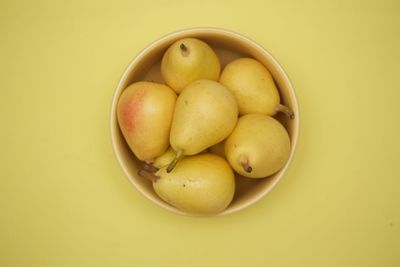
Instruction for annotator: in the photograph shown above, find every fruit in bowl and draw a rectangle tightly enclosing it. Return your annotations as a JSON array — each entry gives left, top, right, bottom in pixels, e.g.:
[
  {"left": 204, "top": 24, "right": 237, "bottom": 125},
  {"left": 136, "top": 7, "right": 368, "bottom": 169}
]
[
  {"left": 110, "top": 28, "right": 299, "bottom": 216},
  {"left": 161, "top": 38, "right": 221, "bottom": 93},
  {"left": 117, "top": 81, "right": 177, "bottom": 162},
  {"left": 167, "top": 79, "right": 238, "bottom": 173}
]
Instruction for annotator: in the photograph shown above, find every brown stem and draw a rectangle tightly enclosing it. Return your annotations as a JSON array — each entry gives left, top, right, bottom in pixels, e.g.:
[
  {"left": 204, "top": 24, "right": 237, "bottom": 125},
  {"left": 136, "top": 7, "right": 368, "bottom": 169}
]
[
  {"left": 240, "top": 159, "right": 252, "bottom": 173},
  {"left": 180, "top": 43, "right": 189, "bottom": 57},
  {"left": 276, "top": 104, "right": 295, "bottom": 119},
  {"left": 167, "top": 149, "right": 183, "bottom": 173},
  {"left": 137, "top": 169, "right": 159, "bottom": 182},
  {"left": 142, "top": 162, "right": 158, "bottom": 172}
]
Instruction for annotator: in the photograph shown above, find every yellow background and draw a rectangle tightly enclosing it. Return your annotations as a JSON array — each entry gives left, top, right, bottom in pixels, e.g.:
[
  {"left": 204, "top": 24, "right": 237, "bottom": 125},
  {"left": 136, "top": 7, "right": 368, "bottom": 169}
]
[{"left": 1, "top": 0, "right": 399, "bottom": 266}]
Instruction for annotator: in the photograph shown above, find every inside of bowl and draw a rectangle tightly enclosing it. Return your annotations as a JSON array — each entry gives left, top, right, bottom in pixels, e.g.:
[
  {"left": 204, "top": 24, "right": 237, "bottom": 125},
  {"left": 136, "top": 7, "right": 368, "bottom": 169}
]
[{"left": 113, "top": 30, "right": 298, "bottom": 214}]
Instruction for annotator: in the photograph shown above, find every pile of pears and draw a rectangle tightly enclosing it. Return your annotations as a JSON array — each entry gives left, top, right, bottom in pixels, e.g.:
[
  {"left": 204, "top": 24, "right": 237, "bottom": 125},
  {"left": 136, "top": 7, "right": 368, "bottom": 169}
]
[{"left": 117, "top": 38, "right": 294, "bottom": 215}]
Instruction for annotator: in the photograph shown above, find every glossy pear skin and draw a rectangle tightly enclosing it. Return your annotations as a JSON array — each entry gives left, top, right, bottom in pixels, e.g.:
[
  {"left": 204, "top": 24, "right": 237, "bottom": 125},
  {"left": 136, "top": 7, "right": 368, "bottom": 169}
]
[
  {"left": 170, "top": 79, "right": 238, "bottom": 156},
  {"left": 220, "top": 57, "right": 280, "bottom": 115},
  {"left": 117, "top": 82, "right": 177, "bottom": 161},
  {"left": 154, "top": 153, "right": 235, "bottom": 214},
  {"left": 161, "top": 38, "right": 221, "bottom": 93},
  {"left": 225, "top": 114, "right": 290, "bottom": 178}
]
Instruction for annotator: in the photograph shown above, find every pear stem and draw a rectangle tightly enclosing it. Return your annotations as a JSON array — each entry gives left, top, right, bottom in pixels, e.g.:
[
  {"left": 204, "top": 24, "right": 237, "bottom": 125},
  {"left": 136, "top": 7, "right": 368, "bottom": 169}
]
[
  {"left": 167, "top": 149, "right": 184, "bottom": 173},
  {"left": 240, "top": 159, "right": 253, "bottom": 173},
  {"left": 276, "top": 104, "right": 295, "bottom": 119},
  {"left": 137, "top": 169, "right": 159, "bottom": 182},
  {"left": 180, "top": 43, "right": 189, "bottom": 57},
  {"left": 142, "top": 162, "right": 158, "bottom": 172}
]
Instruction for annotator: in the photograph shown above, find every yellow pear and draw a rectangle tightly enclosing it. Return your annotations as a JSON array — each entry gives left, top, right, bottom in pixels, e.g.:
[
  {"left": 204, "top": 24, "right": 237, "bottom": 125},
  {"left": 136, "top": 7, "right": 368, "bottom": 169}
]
[
  {"left": 168, "top": 80, "right": 238, "bottom": 172},
  {"left": 117, "top": 81, "right": 177, "bottom": 161},
  {"left": 139, "top": 153, "right": 235, "bottom": 214},
  {"left": 225, "top": 114, "right": 291, "bottom": 178},
  {"left": 219, "top": 57, "right": 294, "bottom": 118},
  {"left": 151, "top": 147, "right": 211, "bottom": 170},
  {"left": 161, "top": 38, "right": 221, "bottom": 94},
  {"left": 152, "top": 147, "right": 180, "bottom": 169}
]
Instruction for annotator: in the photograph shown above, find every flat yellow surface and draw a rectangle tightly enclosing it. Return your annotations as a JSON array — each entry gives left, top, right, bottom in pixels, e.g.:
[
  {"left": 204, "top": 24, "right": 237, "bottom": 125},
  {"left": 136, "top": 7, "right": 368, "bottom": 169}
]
[{"left": 1, "top": 0, "right": 399, "bottom": 266}]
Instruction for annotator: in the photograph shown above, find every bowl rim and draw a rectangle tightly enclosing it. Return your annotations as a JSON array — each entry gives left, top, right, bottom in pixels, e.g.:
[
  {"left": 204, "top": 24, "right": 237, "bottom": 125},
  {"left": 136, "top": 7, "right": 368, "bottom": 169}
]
[{"left": 109, "top": 27, "right": 300, "bottom": 216}]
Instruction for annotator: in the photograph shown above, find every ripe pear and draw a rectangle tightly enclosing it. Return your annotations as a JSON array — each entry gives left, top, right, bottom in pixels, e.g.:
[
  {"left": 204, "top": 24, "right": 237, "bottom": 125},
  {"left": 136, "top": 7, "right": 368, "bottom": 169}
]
[
  {"left": 168, "top": 80, "right": 238, "bottom": 172},
  {"left": 152, "top": 147, "right": 181, "bottom": 169},
  {"left": 225, "top": 114, "right": 291, "bottom": 178},
  {"left": 117, "top": 81, "right": 177, "bottom": 161},
  {"left": 161, "top": 38, "right": 221, "bottom": 94},
  {"left": 219, "top": 57, "right": 294, "bottom": 118},
  {"left": 139, "top": 153, "right": 235, "bottom": 214}
]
